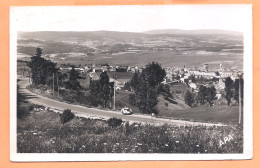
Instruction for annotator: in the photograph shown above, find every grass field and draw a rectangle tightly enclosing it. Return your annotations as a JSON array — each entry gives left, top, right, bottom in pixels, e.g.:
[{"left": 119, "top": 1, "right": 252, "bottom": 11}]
[
  {"left": 115, "top": 90, "right": 240, "bottom": 125},
  {"left": 158, "top": 106, "right": 241, "bottom": 125},
  {"left": 17, "top": 102, "right": 243, "bottom": 153}
]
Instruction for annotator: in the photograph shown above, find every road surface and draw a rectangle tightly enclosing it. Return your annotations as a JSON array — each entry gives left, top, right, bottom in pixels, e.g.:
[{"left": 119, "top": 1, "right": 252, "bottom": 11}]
[{"left": 18, "top": 77, "right": 224, "bottom": 126}]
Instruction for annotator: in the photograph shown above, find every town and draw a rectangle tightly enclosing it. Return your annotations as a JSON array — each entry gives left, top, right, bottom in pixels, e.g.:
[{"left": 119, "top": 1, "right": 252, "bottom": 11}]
[{"left": 57, "top": 62, "right": 243, "bottom": 101}]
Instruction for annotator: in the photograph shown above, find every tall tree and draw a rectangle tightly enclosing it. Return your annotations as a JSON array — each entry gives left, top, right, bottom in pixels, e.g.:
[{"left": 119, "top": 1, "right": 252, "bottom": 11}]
[
  {"left": 207, "top": 86, "right": 216, "bottom": 106},
  {"left": 27, "top": 47, "right": 57, "bottom": 85},
  {"left": 197, "top": 85, "right": 209, "bottom": 105},
  {"left": 129, "top": 62, "right": 166, "bottom": 114},
  {"left": 89, "top": 79, "right": 101, "bottom": 106},
  {"left": 225, "top": 77, "right": 233, "bottom": 105},
  {"left": 184, "top": 90, "right": 195, "bottom": 107},
  {"left": 130, "top": 71, "right": 140, "bottom": 91},
  {"left": 99, "top": 71, "right": 113, "bottom": 107},
  {"left": 64, "top": 66, "right": 83, "bottom": 90},
  {"left": 89, "top": 71, "right": 113, "bottom": 108}
]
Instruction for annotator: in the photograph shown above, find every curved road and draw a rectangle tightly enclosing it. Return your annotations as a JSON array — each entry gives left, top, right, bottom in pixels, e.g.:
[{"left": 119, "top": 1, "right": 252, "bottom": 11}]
[{"left": 18, "top": 77, "right": 224, "bottom": 126}]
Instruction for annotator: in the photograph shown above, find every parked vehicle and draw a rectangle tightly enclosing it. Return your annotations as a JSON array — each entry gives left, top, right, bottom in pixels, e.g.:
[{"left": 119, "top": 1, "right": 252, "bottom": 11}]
[{"left": 121, "top": 107, "right": 133, "bottom": 115}]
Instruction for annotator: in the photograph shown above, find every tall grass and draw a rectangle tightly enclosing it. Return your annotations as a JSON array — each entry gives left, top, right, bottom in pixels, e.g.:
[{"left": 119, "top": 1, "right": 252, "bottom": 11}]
[{"left": 17, "top": 103, "right": 243, "bottom": 153}]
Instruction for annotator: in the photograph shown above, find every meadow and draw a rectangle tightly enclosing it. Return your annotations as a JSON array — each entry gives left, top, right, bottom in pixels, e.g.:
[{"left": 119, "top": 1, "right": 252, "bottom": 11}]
[{"left": 17, "top": 101, "right": 243, "bottom": 153}]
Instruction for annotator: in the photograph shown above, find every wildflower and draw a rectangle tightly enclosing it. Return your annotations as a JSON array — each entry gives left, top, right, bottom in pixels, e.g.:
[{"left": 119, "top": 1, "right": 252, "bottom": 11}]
[
  {"left": 205, "top": 150, "right": 207, "bottom": 152},
  {"left": 176, "top": 141, "right": 179, "bottom": 143},
  {"left": 103, "top": 143, "right": 107, "bottom": 145},
  {"left": 125, "top": 148, "right": 128, "bottom": 150},
  {"left": 196, "top": 145, "right": 199, "bottom": 147},
  {"left": 165, "top": 144, "right": 169, "bottom": 147},
  {"left": 51, "top": 141, "right": 55, "bottom": 144},
  {"left": 82, "top": 145, "right": 85, "bottom": 148},
  {"left": 137, "top": 143, "right": 142, "bottom": 146},
  {"left": 33, "top": 132, "right": 37, "bottom": 135},
  {"left": 116, "top": 143, "right": 119, "bottom": 145}
]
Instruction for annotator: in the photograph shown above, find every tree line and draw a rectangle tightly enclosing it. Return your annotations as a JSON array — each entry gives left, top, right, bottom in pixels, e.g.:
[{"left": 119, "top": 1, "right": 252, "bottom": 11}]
[{"left": 184, "top": 86, "right": 216, "bottom": 107}]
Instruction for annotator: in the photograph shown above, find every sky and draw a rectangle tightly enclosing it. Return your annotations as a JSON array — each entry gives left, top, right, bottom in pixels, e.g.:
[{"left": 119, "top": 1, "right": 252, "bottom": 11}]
[{"left": 10, "top": 5, "right": 252, "bottom": 33}]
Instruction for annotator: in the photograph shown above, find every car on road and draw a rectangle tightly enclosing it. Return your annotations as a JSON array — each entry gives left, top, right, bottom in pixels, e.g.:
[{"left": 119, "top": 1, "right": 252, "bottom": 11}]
[{"left": 121, "top": 107, "right": 133, "bottom": 115}]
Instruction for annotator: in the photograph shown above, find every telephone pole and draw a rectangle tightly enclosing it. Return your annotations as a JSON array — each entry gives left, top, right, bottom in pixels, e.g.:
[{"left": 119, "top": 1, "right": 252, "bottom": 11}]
[
  {"left": 57, "top": 73, "right": 59, "bottom": 98},
  {"left": 113, "top": 74, "right": 117, "bottom": 110},
  {"left": 53, "top": 73, "right": 55, "bottom": 97},
  {"left": 239, "top": 76, "right": 242, "bottom": 124}
]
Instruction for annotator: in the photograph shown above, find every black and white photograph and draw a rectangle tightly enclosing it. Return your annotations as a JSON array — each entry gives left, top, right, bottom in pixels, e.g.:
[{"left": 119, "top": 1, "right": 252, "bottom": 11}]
[{"left": 10, "top": 5, "right": 252, "bottom": 161}]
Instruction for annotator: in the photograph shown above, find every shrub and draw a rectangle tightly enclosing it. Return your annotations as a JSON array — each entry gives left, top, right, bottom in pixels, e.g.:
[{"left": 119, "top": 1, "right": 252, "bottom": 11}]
[
  {"left": 165, "top": 102, "right": 168, "bottom": 107},
  {"left": 107, "top": 117, "right": 123, "bottom": 127},
  {"left": 60, "top": 109, "right": 75, "bottom": 124},
  {"left": 28, "top": 105, "right": 34, "bottom": 112}
]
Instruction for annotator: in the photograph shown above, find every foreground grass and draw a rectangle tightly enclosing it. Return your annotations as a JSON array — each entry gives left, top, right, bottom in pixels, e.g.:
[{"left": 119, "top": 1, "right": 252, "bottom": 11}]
[{"left": 17, "top": 103, "right": 243, "bottom": 153}]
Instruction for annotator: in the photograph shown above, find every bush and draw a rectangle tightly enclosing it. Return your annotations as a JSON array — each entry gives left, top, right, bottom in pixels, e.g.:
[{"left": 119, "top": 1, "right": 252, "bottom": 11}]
[
  {"left": 107, "top": 117, "right": 123, "bottom": 127},
  {"left": 60, "top": 109, "right": 75, "bottom": 124}
]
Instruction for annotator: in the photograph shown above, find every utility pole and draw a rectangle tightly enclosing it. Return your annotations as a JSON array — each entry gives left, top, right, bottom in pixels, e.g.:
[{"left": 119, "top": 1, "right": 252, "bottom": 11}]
[
  {"left": 239, "top": 76, "right": 242, "bottom": 124},
  {"left": 114, "top": 80, "right": 115, "bottom": 110},
  {"left": 57, "top": 73, "right": 59, "bottom": 98},
  {"left": 113, "top": 74, "right": 117, "bottom": 110},
  {"left": 53, "top": 73, "right": 55, "bottom": 97}
]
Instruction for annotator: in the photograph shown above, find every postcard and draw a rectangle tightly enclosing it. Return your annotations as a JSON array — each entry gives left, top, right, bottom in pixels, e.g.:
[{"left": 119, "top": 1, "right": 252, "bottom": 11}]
[{"left": 10, "top": 5, "right": 252, "bottom": 161}]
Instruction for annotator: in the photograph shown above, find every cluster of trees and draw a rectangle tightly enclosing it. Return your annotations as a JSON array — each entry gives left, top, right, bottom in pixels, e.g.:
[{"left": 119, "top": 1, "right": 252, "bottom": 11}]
[
  {"left": 184, "top": 85, "right": 216, "bottom": 107},
  {"left": 184, "top": 76, "right": 244, "bottom": 107},
  {"left": 28, "top": 47, "right": 116, "bottom": 109},
  {"left": 89, "top": 72, "right": 114, "bottom": 108},
  {"left": 129, "top": 62, "right": 169, "bottom": 115},
  {"left": 28, "top": 47, "right": 84, "bottom": 92},
  {"left": 27, "top": 47, "right": 58, "bottom": 86},
  {"left": 225, "top": 77, "right": 244, "bottom": 106}
]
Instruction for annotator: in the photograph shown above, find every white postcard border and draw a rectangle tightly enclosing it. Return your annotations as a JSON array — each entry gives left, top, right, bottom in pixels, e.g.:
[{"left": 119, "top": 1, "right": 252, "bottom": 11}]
[{"left": 10, "top": 5, "right": 253, "bottom": 161}]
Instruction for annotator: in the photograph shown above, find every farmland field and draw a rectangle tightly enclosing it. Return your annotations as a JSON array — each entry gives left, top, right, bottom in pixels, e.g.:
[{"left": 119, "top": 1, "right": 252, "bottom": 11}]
[
  {"left": 17, "top": 30, "right": 244, "bottom": 69},
  {"left": 18, "top": 50, "right": 243, "bottom": 69}
]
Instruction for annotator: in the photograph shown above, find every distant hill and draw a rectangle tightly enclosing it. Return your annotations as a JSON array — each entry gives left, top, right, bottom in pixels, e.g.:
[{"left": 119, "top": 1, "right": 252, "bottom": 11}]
[
  {"left": 18, "top": 31, "right": 144, "bottom": 43},
  {"left": 144, "top": 29, "right": 243, "bottom": 36},
  {"left": 18, "top": 29, "right": 242, "bottom": 43},
  {"left": 17, "top": 29, "right": 243, "bottom": 69}
]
